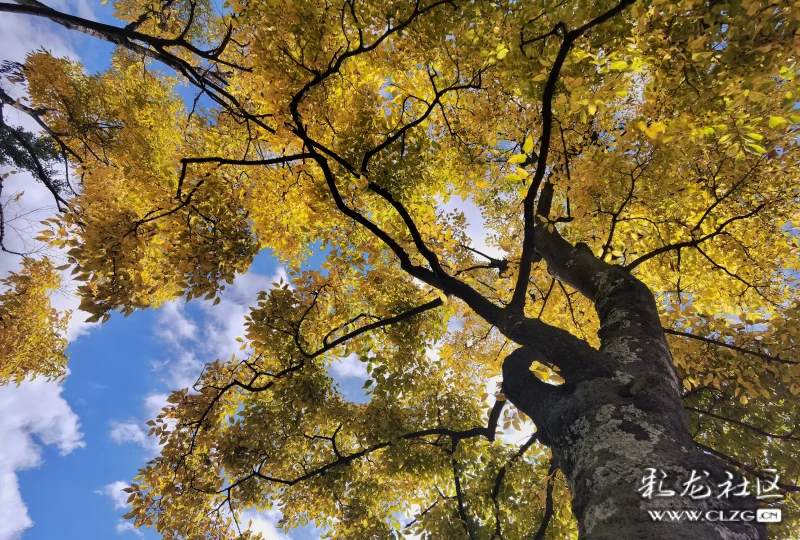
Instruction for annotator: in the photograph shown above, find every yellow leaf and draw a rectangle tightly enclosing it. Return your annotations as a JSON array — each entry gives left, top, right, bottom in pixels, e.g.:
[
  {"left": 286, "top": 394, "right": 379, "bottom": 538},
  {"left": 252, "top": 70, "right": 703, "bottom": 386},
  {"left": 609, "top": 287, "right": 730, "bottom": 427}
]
[
  {"left": 768, "top": 116, "right": 788, "bottom": 129},
  {"left": 743, "top": 143, "right": 766, "bottom": 154},
  {"left": 643, "top": 121, "right": 666, "bottom": 139},
  {"left": 522, "top": 135, "right": 534, "bottom": 153}
]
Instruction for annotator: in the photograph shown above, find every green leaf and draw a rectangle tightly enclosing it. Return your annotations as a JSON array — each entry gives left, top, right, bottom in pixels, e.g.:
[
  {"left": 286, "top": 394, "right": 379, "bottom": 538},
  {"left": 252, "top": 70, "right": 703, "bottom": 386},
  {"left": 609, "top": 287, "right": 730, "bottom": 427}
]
[
  {"left": 743, "top": 143, "right": 766, "bottom": 155},
  {"left": 768, "top": 116, "right": 788, "bottom": 129}
]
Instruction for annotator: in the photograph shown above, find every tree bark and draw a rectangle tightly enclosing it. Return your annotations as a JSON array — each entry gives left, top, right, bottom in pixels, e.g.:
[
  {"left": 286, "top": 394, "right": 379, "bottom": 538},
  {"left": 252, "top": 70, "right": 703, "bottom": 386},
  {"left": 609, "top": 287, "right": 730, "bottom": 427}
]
[{"left": 501, "top": 228, "right": 767, "bottom": 539}]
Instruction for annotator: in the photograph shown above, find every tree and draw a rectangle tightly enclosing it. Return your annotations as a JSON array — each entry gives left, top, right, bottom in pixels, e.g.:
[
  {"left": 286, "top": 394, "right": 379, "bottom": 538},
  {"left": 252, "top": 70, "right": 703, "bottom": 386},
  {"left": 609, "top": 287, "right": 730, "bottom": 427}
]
[
  {"left": 0, "top": 0, "right": 799, "bottom": 537},
  {"left": 0, "top": 60, "right": 72, "bottom": 382},
  {"left": 0, "top": 256, "right": 69, "bottom": 384}
]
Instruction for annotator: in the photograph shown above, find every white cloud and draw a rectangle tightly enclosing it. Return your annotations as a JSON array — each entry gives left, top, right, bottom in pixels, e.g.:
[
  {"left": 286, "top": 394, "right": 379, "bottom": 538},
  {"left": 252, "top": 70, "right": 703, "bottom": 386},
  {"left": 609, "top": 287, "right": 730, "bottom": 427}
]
[
  {"left": 438, "top": 195, "right": 503, "bottom": 260},
  {"left": 115, "top": 520, "right": 143, "bottom": 537},
  {"left": 153, "top": 348, "right": 204, "bottom": 391},
  {"left": 107, "top": 395, "right": 172, "bottom": 457},
  {"left": 198, "top": 268, "right": 289, "bottom": 360},
  {"left": 96, "top": 480, "right": 130, "bottom": 510},
  {"left": 0, "top": 12, "right": 75, "bottom": 69},
  {"left": 328, "top": 353, "right": 369, "bottom": 380},
  {"left": 109, "top": 421, "right": 160, "bottom": 455},
  {"left": 0, "top": 376, "right": 84, "bottom": 539},
  {"left": 241, "top": 509, "right": 291, "bottom": 540},
  {"left": 155, "top": 301, "right": 198, "bottom": 344},
  {"left": 143, "top": 392, "right": 169, "bottom": 420},
  {"left": 109, "top": 422, "right": 148, "bottom": 446}
]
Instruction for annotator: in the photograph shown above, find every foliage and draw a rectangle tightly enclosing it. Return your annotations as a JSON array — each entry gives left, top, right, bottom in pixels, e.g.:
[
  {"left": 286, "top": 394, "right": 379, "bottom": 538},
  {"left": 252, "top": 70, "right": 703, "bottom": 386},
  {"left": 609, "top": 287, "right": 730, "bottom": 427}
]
[
  {"left": 0, "top": 257, "right": 69, "bottom": 385},
  {"left": 0, "top": 125, "right": 62, "bottom": 187},
  {"left": 1, "top": 0, "right": 800, "bottom": 537}
]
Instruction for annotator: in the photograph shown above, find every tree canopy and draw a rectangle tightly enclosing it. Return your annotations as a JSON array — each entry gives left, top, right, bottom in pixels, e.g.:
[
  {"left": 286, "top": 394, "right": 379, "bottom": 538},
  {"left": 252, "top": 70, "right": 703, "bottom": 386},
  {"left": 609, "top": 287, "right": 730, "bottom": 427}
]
[{"left": 1, "top": 0, "right": 800, "bottom": 538}]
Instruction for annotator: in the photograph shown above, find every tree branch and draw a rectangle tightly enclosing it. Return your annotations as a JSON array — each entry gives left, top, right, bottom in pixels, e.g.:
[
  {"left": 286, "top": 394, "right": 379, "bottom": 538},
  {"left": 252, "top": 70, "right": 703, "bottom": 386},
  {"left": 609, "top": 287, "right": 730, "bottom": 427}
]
[
  {"left": 511, "top": 0, "right": 635, "bottom": 310},
  {"left": 694, "top": 441, "right": 800, "bottom": 493},
  {"left": 533, "top": 458, "right": 559, "bottom": 540},
  {"left": 686, "top": 406, "right": 800, "bottom": 441},
  {"left": 490, "top": 431, "right": 540, "bottom": 538},
  {"left": 625, "top": 202, "right": 768, "bottom": 271},
  {"left": 2, "top": 0, "right": 275, "bottom": 133},
  {"left": 0, "top": 112, "right": 69, "bottom": 211},
  {"left": 664, "top": 327, "right": 798, "bottom": 365}
]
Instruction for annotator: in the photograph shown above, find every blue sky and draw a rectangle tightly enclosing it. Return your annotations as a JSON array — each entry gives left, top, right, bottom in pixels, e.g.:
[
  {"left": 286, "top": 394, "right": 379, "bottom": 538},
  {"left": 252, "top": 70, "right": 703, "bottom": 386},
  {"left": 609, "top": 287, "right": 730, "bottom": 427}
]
[{"left": 0, "top": 4, "right": 374, "bottom": 538}]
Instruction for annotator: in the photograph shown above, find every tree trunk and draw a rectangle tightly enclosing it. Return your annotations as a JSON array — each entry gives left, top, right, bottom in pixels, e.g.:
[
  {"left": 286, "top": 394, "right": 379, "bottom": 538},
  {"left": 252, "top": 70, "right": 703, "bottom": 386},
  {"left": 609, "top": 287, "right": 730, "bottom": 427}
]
[{"left": 502, "top": 255, "right": 767, "bottom": 539}]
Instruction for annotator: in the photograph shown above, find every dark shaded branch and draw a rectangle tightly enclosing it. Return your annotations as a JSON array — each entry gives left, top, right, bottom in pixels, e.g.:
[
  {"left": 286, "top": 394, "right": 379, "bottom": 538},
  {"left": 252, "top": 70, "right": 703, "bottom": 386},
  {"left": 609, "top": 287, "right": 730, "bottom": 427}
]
[
  {"left": 366, "top": 180, "right": 448, "bottom": 277},
  {"left": 625, "top": 203, "right": 768, "bottom": 270},
  {"left": 686, "top": 406, "right": 800, "bottom": 441},
  {"left": 451, "top": 438, "right": 476, "bottom": 540},
  {"left": 533, "top": 458, "right": 559, "bottom": 540},
  {"left": 361, "top": 69, "right": 484, "bottom": 174},
  {"left": 317, "top": 298, "right": 443, "bottom": 355},
  {"left": 183, "top": 298, "right": 444, "bottom": 459},
  {"left": 600, "top": 164, "right": 640, "bottom": 259},
  {"left": 535, "top": 180, "right": 555, "bottom": 220},
  {"left": 490, "top": 431, "right": 540, "bottom": 538},
  {"left": 3, "top": 0, "right": 274, "bottom": 134},
  {"left": 287, "top": 0, "right": 456, "bottom": 147},
  {"left": 664, "top": 328, "right": 798, "bottom": 365},
  {"left": 176, "top": 153, "right": 313, "bottom": 199},
  {"left": 457, "top": 243, "right": 509, "bottom": 276},
  {"left": 219, "top": 408, "right": 510, "bottom": 494},
  {"left": 0, "top": 112, "right": 68, "bottom": 211},
  {"left": 313, "top": 154, "right": 512, "bottom": 330},
  {"left": 694, "top": 441, "right": 800, "bottom": 492},
  {"left": 404, "top": 499, "right": 440, "bottom": 531},
  {"left": 5, "top": 0, "right": 246, "bottom": 65},
  {"left": 511, "top": 0, "right": 636, "bottom": 310},
  {"left": 691, "top": 158, "right": 762, "bottom": 233},
  {"left": 0, "top": 86, "right": 82, "bottom": 162},
  {"left": 179, "top": 154, "right": 314, "bottom": 167}
]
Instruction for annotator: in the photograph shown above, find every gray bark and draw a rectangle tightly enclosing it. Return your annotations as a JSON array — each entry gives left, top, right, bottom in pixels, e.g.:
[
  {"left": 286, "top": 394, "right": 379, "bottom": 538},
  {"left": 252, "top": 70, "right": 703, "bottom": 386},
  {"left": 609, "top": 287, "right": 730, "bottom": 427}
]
[{"left": 501, "top": 228, "right": 767, "bottom": 540}]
